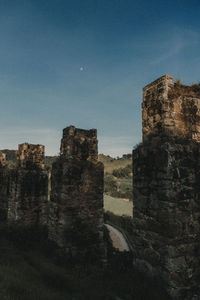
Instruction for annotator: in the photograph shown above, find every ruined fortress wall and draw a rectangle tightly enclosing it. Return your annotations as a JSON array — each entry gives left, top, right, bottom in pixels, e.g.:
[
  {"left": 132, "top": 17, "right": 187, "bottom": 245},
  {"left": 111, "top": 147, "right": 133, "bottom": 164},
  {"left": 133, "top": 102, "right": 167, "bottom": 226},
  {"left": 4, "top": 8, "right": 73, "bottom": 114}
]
[
  {"left": 0, "top": 152, "right": 6, "bottom": 167},
  {"left": 8, "top": 169, "right": 48, "bottom": 224},
  {"left": 17, "top": 143, "right": 45, "bottom": 169},
  {"left": 8, "top": 144, "right": 48, "bottom": 225},
  {"left": 60, "top": 125, "right": 98, "bottom": 161},
  {"left": 133, "top": 75, "right": 200, "bottom": 299},
  {"left": 49, "top": 126, "right": 104, "bottom": 257},
  {"left": 0, "top": 152, "right": 9, "bottom": 221},
  {"left": 133, "top": 141, "right": 200, "bottom": 298},
  {"left": 143, "top": 75, "right": 200, "bottom": 142}
]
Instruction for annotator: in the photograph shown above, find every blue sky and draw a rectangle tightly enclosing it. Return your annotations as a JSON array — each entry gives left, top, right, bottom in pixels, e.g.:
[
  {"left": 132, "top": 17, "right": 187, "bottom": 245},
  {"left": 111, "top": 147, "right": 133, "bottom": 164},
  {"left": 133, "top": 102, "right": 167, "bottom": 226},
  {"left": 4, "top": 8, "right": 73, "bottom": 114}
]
[{"left": 0, "top": 0, "right": 200, "bottom": 156}]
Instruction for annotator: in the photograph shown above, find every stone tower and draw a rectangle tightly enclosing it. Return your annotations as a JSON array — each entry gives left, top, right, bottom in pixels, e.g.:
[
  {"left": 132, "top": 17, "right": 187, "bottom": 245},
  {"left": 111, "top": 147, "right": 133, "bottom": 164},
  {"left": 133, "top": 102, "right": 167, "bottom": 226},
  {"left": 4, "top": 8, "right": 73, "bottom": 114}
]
[
  {"left": 0, "top": 152, "right": 9, "bottom": 221},
  {"left": 8, "top": 143, "right": 48, "bottom": 224},
  {"left": 133, "top": 75, "right": 200, "bottom": 299},
  {"left": 48, "top": 126, "right": 104, "bottom": 259}
]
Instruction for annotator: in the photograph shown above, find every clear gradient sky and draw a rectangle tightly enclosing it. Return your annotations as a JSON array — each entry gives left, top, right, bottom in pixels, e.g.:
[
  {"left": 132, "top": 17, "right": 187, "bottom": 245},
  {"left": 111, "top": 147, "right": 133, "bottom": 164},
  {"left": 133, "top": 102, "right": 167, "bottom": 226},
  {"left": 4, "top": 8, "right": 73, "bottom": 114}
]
[{"left": 1, "top": 0, "right": 200, "bottom": 156}]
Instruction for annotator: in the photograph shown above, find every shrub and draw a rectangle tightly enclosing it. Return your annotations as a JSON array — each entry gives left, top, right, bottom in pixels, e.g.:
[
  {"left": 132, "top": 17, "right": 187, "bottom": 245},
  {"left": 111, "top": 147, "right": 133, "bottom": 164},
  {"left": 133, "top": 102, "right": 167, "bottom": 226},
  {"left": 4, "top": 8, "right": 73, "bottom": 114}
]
[
  {"left": 112, "top": 164, "right": 132, "bottom": 178},
  {"left": 104, "top": 174, "right": 118, "bottom": 194}
]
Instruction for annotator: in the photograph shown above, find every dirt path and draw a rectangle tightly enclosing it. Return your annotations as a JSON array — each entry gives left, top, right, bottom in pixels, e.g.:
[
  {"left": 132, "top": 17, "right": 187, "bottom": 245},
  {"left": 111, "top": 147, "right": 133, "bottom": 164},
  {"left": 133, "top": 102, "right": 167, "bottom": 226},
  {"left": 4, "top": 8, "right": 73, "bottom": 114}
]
[{"left": 105, "top": 223, "right": 130, "bottom": 252}]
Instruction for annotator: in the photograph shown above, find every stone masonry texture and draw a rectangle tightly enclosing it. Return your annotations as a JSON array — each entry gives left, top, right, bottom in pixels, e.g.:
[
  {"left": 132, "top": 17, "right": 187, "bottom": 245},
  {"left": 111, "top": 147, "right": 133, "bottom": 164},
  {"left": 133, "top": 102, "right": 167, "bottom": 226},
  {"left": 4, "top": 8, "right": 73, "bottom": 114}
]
[
  {"left": 60, "top": 126, "right": 98, "bottom": 161},
  {"left": 143, "top": 75, "right": 200, "bottom": 142},
  {"left": 0, "top": 152, "right": 6, "bottom": 167},
  {"left": 17, "top": 143, "right": 45, "bottom": 169},
  {"left": 133, "top": 75, "right": 200, "bottom": 299},
  {"left": 7, "top": 143, "right": 48, "bottom": 225},
  {"left": 0, "top": 152, "right": 9, "bottom": 221},
  {"left": 49, "top": 126, "right": 104, "bottom": 258}
]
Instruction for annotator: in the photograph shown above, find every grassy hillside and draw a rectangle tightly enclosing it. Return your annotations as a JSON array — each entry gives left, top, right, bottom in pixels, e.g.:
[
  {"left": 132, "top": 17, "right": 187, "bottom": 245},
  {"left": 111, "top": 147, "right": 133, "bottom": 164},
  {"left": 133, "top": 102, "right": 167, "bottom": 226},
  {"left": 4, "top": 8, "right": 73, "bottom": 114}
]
[
  {"left": 100, "top": 154, "right": 132, "bottom": 201},
  {"left": 98, "top": 154, "right": 132, "bottom": 174},
  {"left": 104, "top": 195, "right": 132, "bottom": 216},
  {"left": 0, "top": 223, "right": 170, "bottom": 300}
]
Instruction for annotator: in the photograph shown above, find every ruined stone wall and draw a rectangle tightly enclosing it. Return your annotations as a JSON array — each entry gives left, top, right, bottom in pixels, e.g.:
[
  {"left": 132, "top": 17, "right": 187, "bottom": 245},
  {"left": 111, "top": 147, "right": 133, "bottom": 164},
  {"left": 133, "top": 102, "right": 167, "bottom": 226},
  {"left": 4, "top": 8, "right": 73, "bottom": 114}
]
[
  {"left": 0, "top": 152, "right": 9, "bottom": 221},
  {"left": 143, "top": 75, "right": 200, "bottom": 142},
  {"left": 49, "top": 126, "right": 104, "bottom": 258},
  {"left": 8, "top": 144, "right": 48, "bottom": 225},
  {"left": 0, "top": 152, "right": 6, "bottom": 167},
  {"left": 133, "top": 75, "right": 200, "bottom": 299},
  {"left": 60, "top": 125, "right": 98, "bottom": 161},
  {"left": 17, "top": 143, "right": 45, "bottom": 169}
]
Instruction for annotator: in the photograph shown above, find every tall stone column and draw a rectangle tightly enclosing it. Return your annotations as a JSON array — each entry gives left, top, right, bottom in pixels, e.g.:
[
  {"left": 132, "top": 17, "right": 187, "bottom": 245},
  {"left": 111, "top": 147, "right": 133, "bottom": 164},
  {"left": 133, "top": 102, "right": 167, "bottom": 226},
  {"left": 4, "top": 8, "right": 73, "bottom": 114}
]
[
  {"left": 8, "top": 143, "right": 48, "bottom": 225},
  {"left": 0, "top": 152, "right": 9, "bottom": 221},
  {"left": 133, "top": 75, "right": 200, "bottom": 299},
  {"left": 48, "top": 126, "right": 104, "bottom": 259}
]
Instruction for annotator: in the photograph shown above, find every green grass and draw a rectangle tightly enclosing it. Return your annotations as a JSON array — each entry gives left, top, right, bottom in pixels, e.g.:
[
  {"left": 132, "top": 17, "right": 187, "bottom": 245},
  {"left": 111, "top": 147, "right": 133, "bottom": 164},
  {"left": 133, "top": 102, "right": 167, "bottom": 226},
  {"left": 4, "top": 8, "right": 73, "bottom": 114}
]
[
  {"left": 0, "top": 223, "right": 171, "bottom": 300},
  {"left": 104, "top": 194, "right": 133, "bottom": 216}
]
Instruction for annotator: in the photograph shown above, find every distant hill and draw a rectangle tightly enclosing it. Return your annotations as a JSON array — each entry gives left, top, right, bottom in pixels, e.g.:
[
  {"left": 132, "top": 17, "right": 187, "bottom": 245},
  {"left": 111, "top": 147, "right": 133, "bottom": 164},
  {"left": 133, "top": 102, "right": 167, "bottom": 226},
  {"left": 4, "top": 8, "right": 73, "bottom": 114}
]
[
  {"left": 98, "top": 153, "right": 132, "bottom": 174},
  {"left": 99, "top": 154, "right": 132, "bottom": 201}
]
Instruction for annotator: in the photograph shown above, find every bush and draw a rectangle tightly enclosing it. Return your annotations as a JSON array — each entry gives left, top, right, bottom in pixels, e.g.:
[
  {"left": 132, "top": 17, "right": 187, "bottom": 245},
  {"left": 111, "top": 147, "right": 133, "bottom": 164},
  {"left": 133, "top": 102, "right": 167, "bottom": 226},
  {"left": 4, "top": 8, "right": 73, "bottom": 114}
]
[
  {"left": 112, "top": 164, "right": 132, "bottom": 178},
  {"left": 104, "top": 173, "right": 132, "bottom": 200},
  {"left": 104, "top": 174, "right": 118, "bottom": 194}
]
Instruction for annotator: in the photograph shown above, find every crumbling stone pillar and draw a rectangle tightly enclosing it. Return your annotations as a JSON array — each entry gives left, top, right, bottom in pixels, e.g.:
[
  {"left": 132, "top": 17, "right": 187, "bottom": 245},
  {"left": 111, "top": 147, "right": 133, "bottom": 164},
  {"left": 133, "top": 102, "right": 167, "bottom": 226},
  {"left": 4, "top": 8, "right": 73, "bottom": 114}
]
[
  {"left": 0, "top": 152, "right": 9, "bottom": 221},
  {"left": 48, "top": 126, "right": 104, "bottom": 259},
  {"left": 0, "top": 152, "right": 6, "bottom": 167},
  {"left": 17, "top": 143, "right": 45, "bottom": 169},
  {"left": 133, "top": 75, "right": 200, "bottom": 299},
  {"left": 8, "top": 143, "right": 48, "bottom": 225}
]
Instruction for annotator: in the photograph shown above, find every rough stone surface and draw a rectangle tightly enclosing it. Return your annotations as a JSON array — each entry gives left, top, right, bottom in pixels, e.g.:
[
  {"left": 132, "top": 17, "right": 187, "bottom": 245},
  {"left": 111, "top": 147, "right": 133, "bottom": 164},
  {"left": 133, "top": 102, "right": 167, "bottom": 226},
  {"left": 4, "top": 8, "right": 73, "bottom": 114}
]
[
  {"left": 60, "top": 125, "right": 98, "bottom": 161},
  {"left": 133, "top": 75, "right": 200, "bottom": 299},
  {"left": 143, "top": 75, "right": 200, "bottom": 142},
  {"left": 7, "top": 143, "right": 48, "bottom": 225},
  {"left": 49, "top": 126, "right": 104, "bottom": 257},
  {"left": 17, "top": 143, "right": 45, "bottom": 169},
  {"left": 0, "top": 153, "right": 8, "bottom": 221},
  {"left": 0, "top": 152, "right": 6, "bottom": 167}
]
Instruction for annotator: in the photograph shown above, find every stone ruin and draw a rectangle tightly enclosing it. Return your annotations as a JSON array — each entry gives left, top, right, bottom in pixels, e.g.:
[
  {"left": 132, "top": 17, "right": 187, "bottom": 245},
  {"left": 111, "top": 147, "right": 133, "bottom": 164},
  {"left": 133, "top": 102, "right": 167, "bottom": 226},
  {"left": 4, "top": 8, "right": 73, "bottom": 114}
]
[
  {"left": 0, "top": 152, "right": 8, "bottom": 220},
  {"left": 132, "top": 75, "right": 200, "bottom": 298},
  {"left": 7, "top": 143, "right": 48, "bottom": 224},
  {"left": 0, "top": 144, "right": 49, "bottom": 224},
  {"left": 17, "top": 143, "right": 45, "bottom": 169},
  {"left": 60, "top": 126, "right": 98, "bottom": 161},
  {"left": 0, "top": 125, "right": 104, "bottom": 260},
  {"left": 48, "top": 126, "right": 104, "bottom": 257},
  {"left": 0, "top": 152, "right": 6, "bottom": 167}
]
